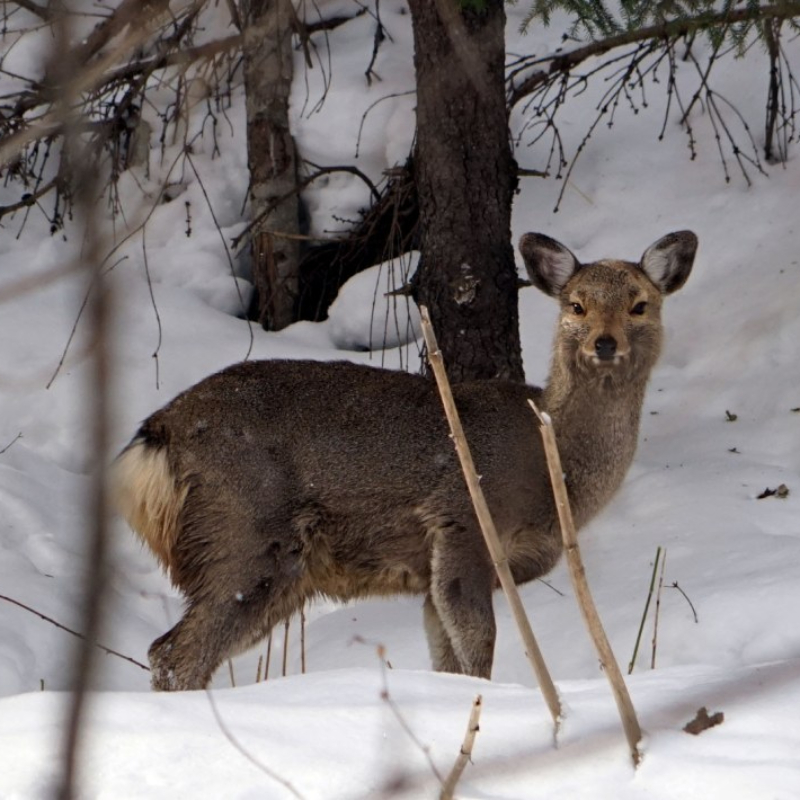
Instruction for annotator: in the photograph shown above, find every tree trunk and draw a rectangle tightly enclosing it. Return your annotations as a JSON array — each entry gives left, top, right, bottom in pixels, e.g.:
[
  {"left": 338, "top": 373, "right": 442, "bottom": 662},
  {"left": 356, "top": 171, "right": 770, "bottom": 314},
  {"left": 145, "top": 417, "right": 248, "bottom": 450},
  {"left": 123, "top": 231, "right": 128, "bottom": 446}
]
[
  {"left": 242, "top": 0, "right": 300, "bottom": 330},
  {"left": 408, "top": 0, "right": 522, "bottom": 383}
]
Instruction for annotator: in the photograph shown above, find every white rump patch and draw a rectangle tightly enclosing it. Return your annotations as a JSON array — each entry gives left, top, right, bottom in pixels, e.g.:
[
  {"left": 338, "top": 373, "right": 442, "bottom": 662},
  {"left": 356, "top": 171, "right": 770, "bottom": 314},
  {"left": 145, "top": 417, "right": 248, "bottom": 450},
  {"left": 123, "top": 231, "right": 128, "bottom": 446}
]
[{"left": 110, "top": 440, "right": 187, "bottom": 577}]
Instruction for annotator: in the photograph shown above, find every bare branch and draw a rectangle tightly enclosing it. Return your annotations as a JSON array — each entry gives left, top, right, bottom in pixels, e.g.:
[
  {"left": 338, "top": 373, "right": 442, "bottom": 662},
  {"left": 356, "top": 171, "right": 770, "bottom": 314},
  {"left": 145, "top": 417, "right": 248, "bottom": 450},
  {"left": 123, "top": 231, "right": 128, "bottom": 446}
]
[
  {"left": 0, "top": 593, "right": 149, "bottom": 672},
  {"left": 231, "top": 163, "right": 381, "bottom": 251},
  {"left": 365, "top": 0, "right": 387, "bottom": 85},
  {"left": 10, "top": 0, "right": 53, "bottom": 22},
  {"left": 0, "top": 178, "right": 59, "bottom": 221},
  {"left": 305, "top": 13, "right": 360, "bottom": 35},
  {"left": 0, "top": 19, "right": 168, "bottom": 168},
  {"left": 71, "top": 0, "right": 172, "bottom": 70},
  {"left": 101, "top": 34, "right": 242, "bottom": 88}
]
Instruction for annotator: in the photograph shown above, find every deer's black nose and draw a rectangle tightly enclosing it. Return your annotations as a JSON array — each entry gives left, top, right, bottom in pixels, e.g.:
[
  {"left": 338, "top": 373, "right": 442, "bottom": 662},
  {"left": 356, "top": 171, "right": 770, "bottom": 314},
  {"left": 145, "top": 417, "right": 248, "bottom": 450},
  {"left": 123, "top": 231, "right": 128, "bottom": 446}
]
[{"left": 595, "top": 336, "right": 617, "bottom": 361}]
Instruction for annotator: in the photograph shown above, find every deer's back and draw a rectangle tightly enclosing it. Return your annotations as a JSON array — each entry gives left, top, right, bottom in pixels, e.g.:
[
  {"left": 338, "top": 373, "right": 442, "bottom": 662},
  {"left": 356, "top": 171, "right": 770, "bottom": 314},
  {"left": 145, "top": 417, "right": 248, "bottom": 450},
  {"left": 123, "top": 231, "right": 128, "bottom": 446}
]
[{"left": 138, "top": 360, "right": 552, "bottom": 576}]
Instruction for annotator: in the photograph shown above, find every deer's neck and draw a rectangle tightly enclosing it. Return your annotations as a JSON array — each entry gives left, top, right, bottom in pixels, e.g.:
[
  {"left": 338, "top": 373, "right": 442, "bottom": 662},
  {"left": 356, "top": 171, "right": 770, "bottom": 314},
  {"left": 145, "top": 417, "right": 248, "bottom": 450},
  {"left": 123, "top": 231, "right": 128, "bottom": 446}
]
[{"left": 541, "top": 358, "right": 649, "bottom": 528}]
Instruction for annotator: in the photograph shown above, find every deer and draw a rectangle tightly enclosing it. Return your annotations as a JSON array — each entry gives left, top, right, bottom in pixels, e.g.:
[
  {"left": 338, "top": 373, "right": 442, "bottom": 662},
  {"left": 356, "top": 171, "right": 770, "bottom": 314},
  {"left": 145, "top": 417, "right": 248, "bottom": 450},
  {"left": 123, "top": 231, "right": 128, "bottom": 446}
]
[{"left": 112, "top": 230, "right": 697, "bottom": 691}]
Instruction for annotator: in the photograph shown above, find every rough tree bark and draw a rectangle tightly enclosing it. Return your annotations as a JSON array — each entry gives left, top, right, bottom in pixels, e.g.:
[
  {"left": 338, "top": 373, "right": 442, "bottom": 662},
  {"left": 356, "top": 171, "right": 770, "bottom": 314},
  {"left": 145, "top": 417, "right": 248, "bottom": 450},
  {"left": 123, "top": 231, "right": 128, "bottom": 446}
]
[
  {"left": 408, "top": 0, "right": 523, "bottom": 383},
  {"left": 242, "top": 0, "right": 300, "bottom": 330}
]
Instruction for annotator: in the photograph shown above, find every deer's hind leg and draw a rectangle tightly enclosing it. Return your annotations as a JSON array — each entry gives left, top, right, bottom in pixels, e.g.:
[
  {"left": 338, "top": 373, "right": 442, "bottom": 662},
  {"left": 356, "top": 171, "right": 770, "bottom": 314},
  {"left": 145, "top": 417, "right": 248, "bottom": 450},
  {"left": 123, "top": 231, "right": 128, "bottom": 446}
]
[
  {"left": 423, "top": 594, "right": 460, "bottom": 674},
  {"left": 149, "top": 493, "right": 308, "bottom": 691}
]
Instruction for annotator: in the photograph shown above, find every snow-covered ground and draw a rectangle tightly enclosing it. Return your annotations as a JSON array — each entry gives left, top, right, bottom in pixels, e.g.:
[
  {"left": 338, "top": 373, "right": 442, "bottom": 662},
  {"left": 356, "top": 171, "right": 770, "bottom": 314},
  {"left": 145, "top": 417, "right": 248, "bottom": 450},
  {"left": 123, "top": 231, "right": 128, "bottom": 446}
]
[{"left": 1, "top": 1, "right": 799, "bottom": 797}]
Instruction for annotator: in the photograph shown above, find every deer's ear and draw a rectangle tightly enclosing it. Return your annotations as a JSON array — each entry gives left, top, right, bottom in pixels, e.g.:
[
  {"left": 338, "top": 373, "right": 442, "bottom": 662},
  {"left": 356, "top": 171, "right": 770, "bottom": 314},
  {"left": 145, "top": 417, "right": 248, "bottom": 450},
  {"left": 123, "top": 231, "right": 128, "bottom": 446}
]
[
  {"left": 640, "top": 231, "right": 697, "bottom": 295},
  {"left": 519, "top": 233, "right": 581, "bottom": 297}
]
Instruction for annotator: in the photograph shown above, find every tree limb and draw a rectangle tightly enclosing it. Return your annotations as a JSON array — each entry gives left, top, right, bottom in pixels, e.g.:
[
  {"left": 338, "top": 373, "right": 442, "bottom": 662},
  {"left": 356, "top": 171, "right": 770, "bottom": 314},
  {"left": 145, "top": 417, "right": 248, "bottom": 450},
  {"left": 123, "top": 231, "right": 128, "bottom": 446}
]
[
  {"left": 12, "top": 0, "right": 53, "bottom": 21},
  {"left": 0, "top": 178, "right": 59, "bottom": 220},
  {"left": 508, "top": 2, "right": 800, "bottom": 108}
]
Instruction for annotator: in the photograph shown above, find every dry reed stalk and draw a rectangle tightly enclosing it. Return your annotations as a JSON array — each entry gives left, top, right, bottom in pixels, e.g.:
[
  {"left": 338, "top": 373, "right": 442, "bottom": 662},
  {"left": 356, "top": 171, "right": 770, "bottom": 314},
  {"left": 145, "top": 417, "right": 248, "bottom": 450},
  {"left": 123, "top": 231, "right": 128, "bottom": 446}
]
[
  {"left": 300, "top": 605, "right": 307, "bottom": 674},
  {"left": 282, "top": 619, "right": 290, "bottom": 677},
  {"left": 419, "top": 307, "right": 562, "bottom": 729},
  {"left": 265, "top": 630, "right": 273, "bottom": 680},
  {"left": 439, "top": 694, "right": 483, "bottom": 800},
  {"left": 528, "top": 399, "right": 642, "bottom": 767}
]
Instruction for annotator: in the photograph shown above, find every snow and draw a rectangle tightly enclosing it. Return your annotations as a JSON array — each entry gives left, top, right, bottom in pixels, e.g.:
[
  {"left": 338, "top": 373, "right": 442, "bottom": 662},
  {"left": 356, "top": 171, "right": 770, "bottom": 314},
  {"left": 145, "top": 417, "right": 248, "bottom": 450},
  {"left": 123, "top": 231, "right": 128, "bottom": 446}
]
[
  {"left": 1, "top": 1, "right": 799, "bottom": 798},
  {"left": 328, "top": 252, "right": 421, "bottom": 351}
]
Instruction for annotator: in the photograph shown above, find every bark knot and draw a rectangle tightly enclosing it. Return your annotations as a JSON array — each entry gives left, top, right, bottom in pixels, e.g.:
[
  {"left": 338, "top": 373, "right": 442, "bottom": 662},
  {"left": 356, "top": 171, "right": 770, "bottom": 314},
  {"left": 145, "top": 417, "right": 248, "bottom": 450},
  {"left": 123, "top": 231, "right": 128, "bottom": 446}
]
[{"left": 452, "top": 263, "right": 480, "bottom": 305}]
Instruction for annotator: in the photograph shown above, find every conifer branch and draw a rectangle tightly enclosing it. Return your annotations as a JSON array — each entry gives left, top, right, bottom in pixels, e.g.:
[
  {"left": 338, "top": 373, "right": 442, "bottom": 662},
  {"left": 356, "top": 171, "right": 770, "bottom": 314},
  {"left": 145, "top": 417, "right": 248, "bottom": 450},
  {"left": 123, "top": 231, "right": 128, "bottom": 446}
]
[{"left": 508, "top": 2, "right": 800, "bottom": 107}]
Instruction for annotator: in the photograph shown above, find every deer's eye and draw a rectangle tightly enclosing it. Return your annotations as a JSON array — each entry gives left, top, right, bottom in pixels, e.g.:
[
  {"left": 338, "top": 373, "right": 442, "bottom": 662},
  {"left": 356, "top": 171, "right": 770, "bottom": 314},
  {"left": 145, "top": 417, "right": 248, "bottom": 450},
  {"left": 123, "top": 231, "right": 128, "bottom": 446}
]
[
  {"left": 631, "top": 301, "right": 648, "bottom": 315},
  {"left": 571, "top": 302, "right": 585, "bottom": 316}
]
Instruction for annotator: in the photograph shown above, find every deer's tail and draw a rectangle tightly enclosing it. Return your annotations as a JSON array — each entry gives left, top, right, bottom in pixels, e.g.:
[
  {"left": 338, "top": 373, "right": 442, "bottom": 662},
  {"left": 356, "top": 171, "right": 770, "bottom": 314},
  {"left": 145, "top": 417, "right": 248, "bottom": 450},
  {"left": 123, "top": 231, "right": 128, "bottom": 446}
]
[{"left": 111, "top": 435, "right": 187, "bottom": 577}]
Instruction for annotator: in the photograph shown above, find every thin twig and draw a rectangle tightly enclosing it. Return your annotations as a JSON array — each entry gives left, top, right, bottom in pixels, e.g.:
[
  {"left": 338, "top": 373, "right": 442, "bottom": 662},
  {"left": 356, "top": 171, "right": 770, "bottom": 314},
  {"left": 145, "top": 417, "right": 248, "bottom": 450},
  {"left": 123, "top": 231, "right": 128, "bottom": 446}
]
[
  {"left": 140, "top": 226, "right": 163, "bottom": 390},
  {"left": 45, "top": 271, "right": 97, "bottom": 390},
  {"left": 354, "top": 89, "right": 415, "bottom": 157},
  {"left": 44, "top": 148, "right": 184, "bottom": 390},
  {"left": 185, "top": 152, "right": 253, "bottom": 359},
  {"left": 669, "top": 581, "right": 699, "bottom": 623},
  {"left": 205, "top": 690, "right": 306, "bottom": 799},
  {"left": 628, "top": 546, "right": 662, "bottom": 675},
  {"left": 0, "top": 432, "right": 23, "bottom": 454},
  {"left": 0, "top": 593, "right": 149, "bottom": 671},
  {"left": 528, "top": 399, "right": 642, "bottom": 767},
  {"left": 439, "top": 694, "right": 483, "bottom": 800},
  {"left": 651, "top": 549, "right": 668, "bottom": 670},
  {"left": 364, "top": 0, "right": 384, "bottom": 85},
  {"left": 537, "top": 578, "right": 566, "bottom": 597},
  {"left": 377, "top": 644, "right": 443, "bottom": 787},
  {"left": 419, "top": 307, "right": 562, "bottom": 730}
]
